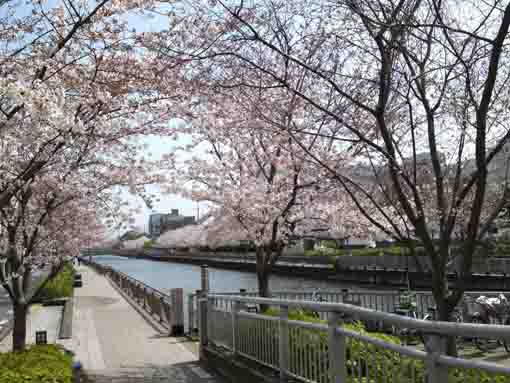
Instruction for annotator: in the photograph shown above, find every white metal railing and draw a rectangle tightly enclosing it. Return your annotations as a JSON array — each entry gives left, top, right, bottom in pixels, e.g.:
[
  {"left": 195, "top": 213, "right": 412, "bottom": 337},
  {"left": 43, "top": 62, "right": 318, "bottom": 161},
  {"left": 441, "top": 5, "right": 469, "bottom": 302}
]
[
  {"left": 199, "top": 294, "right": 510, "bottom": 383},
  {"left": 190, "top": 289, "right": 510, "bottom": 324}
]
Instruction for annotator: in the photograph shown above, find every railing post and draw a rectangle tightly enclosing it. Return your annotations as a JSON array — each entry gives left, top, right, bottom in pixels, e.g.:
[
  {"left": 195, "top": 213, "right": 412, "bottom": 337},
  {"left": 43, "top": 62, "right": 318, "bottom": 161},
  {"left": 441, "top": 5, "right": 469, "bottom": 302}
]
[
  {"left": 425, "top": 334, "right": 448, "bottom": 383},
  {"left": 198, "top": 297, "right": 208, "bottom": 360},
  {"left": 170, "top": 288, "right": 184, "bottom": 336},
  {"left": 279, "top": 305, "right": 289, "bottom": 382},
  {"left": 207, "top": 297, "right": 213, "bottom": 345},
  {"left": 188, "top": 294, "right": 195, "bottom": 336},
  {"left": 142, "top": 287, "right": 148, "bottom": 309},
  {"left": 201, "top": 265, "right": 209, "bottom": 293},
  {"left": 232, "top": 300, "right": 240, "bottom": 354},
  {"left": 239, "top": 288, "right": 247, "bottom": 311},
  {"left": 341, "top": 288, "right": 349, "bottom": 303},
  {"left": 328, "top": 312, "right": 346, "bottom": 383}
]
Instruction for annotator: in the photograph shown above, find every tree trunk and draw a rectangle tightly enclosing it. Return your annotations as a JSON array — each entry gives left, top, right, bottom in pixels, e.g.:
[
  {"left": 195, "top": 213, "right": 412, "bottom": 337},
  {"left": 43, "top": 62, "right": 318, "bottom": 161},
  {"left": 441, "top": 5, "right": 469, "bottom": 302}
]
[
  {"left": 433, "top": 271, "right": 459, "bottom": 357},
  {"left": 256, "top": 247, "right": 272, "bottom": 313},
  {"left": 257, "top": 266, "right": 271, "bottom": 298},
  {"left": 12, "top": 302, "right": 27, "bottom": 352}
]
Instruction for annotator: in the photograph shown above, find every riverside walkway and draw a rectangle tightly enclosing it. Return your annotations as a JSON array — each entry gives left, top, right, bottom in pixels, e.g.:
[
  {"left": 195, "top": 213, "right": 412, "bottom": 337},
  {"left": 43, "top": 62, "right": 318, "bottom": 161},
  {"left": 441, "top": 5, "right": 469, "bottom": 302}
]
[{"left": 67, "top": 265, "right": 225, "bottom": 383}]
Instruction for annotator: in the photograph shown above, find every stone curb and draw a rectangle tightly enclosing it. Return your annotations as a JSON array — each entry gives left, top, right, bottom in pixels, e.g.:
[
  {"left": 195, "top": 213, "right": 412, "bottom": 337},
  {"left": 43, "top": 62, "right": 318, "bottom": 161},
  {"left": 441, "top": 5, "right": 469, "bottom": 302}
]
[{"left": 59, "top": 298, "right": 73, "bottom": 339}]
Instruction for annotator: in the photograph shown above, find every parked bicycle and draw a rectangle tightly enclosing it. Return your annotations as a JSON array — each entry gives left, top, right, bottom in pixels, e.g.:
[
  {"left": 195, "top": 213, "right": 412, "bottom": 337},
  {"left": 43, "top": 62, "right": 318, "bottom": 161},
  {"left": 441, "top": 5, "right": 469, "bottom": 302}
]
[{"left": 468, "top": 294, "right": 510, "bottom": 352}]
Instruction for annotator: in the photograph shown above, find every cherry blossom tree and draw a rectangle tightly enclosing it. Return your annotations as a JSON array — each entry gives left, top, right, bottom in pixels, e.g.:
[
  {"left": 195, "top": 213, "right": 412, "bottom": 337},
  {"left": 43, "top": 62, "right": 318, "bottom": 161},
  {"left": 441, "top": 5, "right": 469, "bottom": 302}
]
[
  {"left": 0, "top": 0, "right": 187, "bottom": 351},
  {"left": 167, "top": 81, "right": 341, "bottom": 298},
  {"left": 154, "top": 0, "right": 510, "bottom": 345}
]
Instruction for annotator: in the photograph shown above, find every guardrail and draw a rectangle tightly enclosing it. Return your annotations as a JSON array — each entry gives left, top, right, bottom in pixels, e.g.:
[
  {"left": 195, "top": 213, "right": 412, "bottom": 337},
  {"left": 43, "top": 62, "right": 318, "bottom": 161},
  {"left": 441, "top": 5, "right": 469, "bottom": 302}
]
[
  {"left": 200, "top": 294, "right": 510, "bottom": 383},
  {"left": 82, "top": 259, "right": 184, "bottom": 335}
]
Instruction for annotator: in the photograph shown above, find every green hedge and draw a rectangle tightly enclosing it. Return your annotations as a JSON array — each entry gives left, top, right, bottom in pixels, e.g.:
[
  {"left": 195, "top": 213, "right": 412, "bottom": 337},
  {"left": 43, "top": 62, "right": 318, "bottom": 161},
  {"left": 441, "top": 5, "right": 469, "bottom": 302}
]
[
  {"left": 305, "top": 246, "right": 414, "bottom": 257},
  {"left": 37, "top": 263, "right": 75, "bottom": 300},
  {"left": 0, "top": 345, "right": 72, "bottom": 383}
]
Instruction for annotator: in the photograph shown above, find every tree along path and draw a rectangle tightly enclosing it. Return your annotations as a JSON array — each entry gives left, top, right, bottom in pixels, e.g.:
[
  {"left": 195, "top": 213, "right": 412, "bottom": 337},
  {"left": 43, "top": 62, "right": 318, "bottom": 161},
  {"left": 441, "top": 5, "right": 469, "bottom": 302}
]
[{"left": 66, "top": 265, "right": 224, "bottom": 383}]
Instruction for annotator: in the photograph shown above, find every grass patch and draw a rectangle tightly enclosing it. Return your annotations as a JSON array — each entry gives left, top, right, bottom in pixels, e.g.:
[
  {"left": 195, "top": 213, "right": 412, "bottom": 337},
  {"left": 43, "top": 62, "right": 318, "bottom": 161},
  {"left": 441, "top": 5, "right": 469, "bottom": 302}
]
[
  {"left": 0, "top": 344, "right": 73, "bottom": 383},
  {"left": 37, "top": 263, "right": 75, "bottom": 300}
]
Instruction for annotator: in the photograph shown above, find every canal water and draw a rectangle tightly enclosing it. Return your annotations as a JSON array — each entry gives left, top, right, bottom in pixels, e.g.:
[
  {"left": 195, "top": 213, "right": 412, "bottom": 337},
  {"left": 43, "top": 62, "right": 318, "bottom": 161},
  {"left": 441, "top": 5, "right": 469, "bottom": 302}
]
[{"left": 93, "top": 254, "right": 374, "bottom": 296}]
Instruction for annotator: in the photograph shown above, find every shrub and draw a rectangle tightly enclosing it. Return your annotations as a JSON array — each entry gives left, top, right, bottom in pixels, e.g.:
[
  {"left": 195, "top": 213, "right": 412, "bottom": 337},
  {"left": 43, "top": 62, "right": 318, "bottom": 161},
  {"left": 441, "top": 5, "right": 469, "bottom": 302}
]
[
  {"left": 305, "top": 245, "right": 430, "bottom": 257},
  {"left": 143, "top": 240, "right": 154, "bottom": 249},
  {"left": 37, "top": 263, "right": 75, "bottom": 300},
  {"left": 0, "top": 344, "right": 73, "bottom": 383}
]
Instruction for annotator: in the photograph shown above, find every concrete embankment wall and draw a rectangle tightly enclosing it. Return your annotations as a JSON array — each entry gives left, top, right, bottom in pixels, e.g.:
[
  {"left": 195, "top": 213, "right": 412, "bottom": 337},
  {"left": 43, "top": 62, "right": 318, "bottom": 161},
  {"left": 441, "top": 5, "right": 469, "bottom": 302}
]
[{"left": 84, "top": 247, "right": 510, "bottom": 291}]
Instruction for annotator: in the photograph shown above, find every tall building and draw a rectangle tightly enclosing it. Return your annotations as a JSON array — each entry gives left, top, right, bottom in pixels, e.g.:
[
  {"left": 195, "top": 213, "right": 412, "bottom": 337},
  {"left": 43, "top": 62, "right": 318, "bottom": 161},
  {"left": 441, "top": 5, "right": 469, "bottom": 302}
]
[{"left": 148, "top": 209, "right": 196, "bottom": 238}]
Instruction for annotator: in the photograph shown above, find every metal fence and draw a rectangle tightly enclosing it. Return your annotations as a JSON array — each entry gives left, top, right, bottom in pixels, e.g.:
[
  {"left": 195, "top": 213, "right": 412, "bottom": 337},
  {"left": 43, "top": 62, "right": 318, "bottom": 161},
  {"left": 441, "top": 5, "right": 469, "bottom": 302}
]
[
  {"left": 83, "top": 259, "right": 184, "bottom": 335},
  {"left": 201, "top": 294, "right": 510, "bottom": 383},
  {"left": 189, "top": 289, "right": 510, "bottom": 326}
]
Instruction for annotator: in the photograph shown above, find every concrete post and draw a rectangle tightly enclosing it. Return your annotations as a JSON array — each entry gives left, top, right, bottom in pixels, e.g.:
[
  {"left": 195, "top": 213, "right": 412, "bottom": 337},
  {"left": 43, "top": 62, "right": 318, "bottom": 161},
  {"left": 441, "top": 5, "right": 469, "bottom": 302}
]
[
  {"left": 201, "top": 265, "right": 209, "bottom": 293},
  {"left": 425, "top": 334, "right": 448, "bottom": 383},
  {"left": 170, "top": 288, "right": 184, "bottom": 336},
  {"left": 279, "top": 305, "right": 289, "bottom": 382},
  {"left": 198, "top": 298, "right": 208, "bottom": 360},
  {"left": 328, "top": 312, "right": 346, "bottom": 383}
]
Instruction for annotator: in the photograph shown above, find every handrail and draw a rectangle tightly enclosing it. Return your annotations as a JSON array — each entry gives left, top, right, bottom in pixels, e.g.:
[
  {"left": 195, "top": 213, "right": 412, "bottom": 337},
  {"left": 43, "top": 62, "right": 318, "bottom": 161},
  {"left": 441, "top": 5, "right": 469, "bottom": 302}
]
[
  {"left": 203, "top": 292, "right": 510, "bottom": 383},
  {"left": 81, "top": 258, "right": 185, "bottom": 336},
  {"left": 209, "top": 294, "right": 510, "bottom": 339},
  {"left": 107, "top": 267, "right": 170, "bottom": 299},
  {"left": 83, "top": 258, "right": 169, "bottom": 299}
]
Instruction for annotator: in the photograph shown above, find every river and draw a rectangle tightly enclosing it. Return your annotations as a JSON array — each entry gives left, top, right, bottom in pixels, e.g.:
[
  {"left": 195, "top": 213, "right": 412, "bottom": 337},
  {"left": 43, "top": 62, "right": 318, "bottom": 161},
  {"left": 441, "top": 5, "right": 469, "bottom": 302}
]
[{"left": 93, "top": 254, "right": 380, "bottom": 296}]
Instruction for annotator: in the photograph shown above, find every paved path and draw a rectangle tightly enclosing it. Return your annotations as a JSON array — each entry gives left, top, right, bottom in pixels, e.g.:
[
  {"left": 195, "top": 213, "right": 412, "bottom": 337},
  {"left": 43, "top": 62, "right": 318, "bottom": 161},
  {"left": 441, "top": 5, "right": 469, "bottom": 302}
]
[{"left": 68, "top": 265, "right": 224, "bottom": 383}]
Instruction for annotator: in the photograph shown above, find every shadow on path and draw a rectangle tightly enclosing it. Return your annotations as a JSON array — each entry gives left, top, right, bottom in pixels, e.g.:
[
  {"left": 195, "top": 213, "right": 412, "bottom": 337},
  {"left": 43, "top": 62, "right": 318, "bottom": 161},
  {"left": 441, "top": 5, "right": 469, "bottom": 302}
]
[{"left": 84, "top": 361, "right": 221, "bottom": 383}]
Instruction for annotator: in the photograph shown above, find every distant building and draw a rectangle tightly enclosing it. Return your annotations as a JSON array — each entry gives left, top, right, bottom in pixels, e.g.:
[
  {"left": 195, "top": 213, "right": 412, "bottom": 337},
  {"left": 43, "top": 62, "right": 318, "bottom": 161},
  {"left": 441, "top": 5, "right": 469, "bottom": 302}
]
[{"left": 149, "top": 209, "right": 196, "bottom": 238}]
